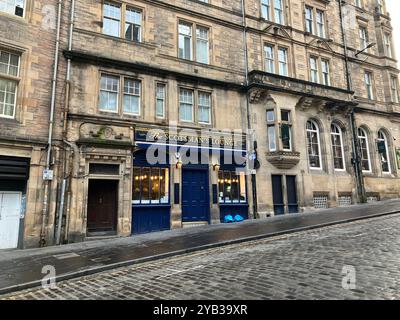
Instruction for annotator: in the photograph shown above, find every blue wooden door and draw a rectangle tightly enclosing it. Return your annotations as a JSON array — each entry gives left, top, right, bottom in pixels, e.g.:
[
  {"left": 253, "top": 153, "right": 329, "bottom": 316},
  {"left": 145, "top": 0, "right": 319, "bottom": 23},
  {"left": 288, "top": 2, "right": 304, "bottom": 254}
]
[
  {"left": 272, "top": 175, "right": 284, "bottom": 215},
  {"left": 182, "top": 169, "right": 210, "bottom": 222},
  {"left": 286, "top": 175, "right": 299, "bottom": 213}
]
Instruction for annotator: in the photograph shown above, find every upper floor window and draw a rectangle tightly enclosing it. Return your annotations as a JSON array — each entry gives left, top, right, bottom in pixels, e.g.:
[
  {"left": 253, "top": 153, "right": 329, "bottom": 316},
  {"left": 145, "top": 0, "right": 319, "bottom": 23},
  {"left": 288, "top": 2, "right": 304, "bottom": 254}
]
[
  {"left": 0, "top": 50, "right": 20, "bottom": 119},
  {"left": 306, "top": 120, "right": 322, "bottom": 169},
  {"left": 125, "top": 7, "right": 142, "bottom": 42},
  {"left": 264, "top": 44, "right": 289, "bottom": 76},
  {"left": 178, "top": 21, "right": 209, "bottom": 64},
  {"left": 391, "top": 76, "right": 399, "bottom": 104},
  {"left": 364, "top": 71, "right": 373, "bottom": 100},
  {"left": 309, "top": 57, "right": 330, "bottom": 85},
  {"left": 156, "top": 83, "right": 166, "bottom": 119},
  {"left": 384, "top": 33, "right": 393, "bottom": 58},
  {"left": 377, "top": 130, "right": 391, "bottom": 173},
  {"left": 266, "top": 109, "right": 277, "bottom": 151},
  {"left": 280, "top": 110, "right": 292, "bottom": 151},
  {"left": 355, "top": 0, "right": 362, "bottom": 8},
  {"left": 358, "top": 128, "right": 371, "bottom": 172},
  {"left": 359, "top": 26, "right": 368, "bottom": 51},
  {"left": 376, "top": 0, "right": 384, "bottom": 14},
  {"left": 179, "top": 88, "right": 212, "bottom": 124},
  {"left": 331, "top": 124, "right": 345, "bottom": 170},
  {"left": 103, "top": 3, "right": 143, "bottom": 42},
  {"left": 0, "top": 0, "right": 24, "bottom": 17},
  {"left": 99, "top": 74, "right": 141, "bottom": 115},
  {"left": 304, "top": 6, "right": 326, "bottom": 38},
  {"left": 198, "top": 91, "right": 211, "bottom": 124},
  {"left": 261, "top": 0, "right": 284, "bottom": 25}
]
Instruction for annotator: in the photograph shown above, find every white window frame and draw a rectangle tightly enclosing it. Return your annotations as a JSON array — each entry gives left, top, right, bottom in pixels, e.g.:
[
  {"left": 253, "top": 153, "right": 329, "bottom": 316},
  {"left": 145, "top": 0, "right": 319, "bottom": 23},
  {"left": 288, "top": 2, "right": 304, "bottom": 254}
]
[
  {"left": 278, "top": 47, "right": 288, "bottom": 76},
  {"left": 103, "top": 2, "right": 121, "bottom": 38},
  {"left": 197, "top": 91, "right": 212, "bottom": 125},
  {"left": 391, "top": 76, "right": 399, "bottom": 103},
  {"left": 331, "top": 123, "right": 346, "bottom": 171},
  {"left": 261, "top": 0, "right": 284, "bottom": 24},
  {"left": 358, "top": 128, "right": 372, "bottom": 173},
  {"left": 0, "top": 0, "right": 25, "bottom": 18},
  {"left": 264, "top": 44, "right": 275, "bottom": 73},
  {"left": 0, "top": 50, "right": 20, "bottom": 119},
  {"left": 179, "top": 88, "right": 194, "bottom": 123},
  {"left": 122, "top": 78, "right": 141, "bottom": 116},
  {"left": 306, "top": 120, "right": 323, "bottom": 170},
  {"left": 364, "top": 71, "right": 374, "bottom": 100},
  {"left": 359, "top": 26, "right": 368, "bottom": 51},
  {"left": 156, "top": 83, "right": 166, "bottom": 119},
  {"left": 125, "top": 7, "right": 142, "bottom": 42},
  {"left": 377, "top": 130, "right": 391, "bottom": 174},
  {"left": 99, "top": 74, "right": 120, "bottom": 113}
]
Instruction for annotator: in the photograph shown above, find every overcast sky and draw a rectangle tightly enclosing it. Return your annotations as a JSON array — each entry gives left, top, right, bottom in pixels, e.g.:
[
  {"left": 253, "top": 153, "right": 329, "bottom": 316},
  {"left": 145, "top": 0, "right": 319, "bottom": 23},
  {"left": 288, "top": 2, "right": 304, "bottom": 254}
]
[{"left": 387, "top": 0, "right": 400, "bottom": 67}]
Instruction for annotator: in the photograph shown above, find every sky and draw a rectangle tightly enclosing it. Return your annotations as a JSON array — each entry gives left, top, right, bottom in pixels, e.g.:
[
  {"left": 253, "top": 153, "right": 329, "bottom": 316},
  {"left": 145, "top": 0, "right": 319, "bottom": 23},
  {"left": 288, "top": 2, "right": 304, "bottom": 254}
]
[{"left": 387, "top": 0, "right": 400, "bottom": 66}]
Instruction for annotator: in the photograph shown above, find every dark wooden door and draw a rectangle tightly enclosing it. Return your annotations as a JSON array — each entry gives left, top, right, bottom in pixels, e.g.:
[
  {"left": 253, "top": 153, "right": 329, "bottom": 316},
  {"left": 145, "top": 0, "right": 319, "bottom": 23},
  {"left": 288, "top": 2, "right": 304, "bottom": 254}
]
[
  {"left": 272, "top": 175, "right": 284, "bottom": 215},
  {"left": 87, "top": 180, "right": 118, "bottom": 233}
]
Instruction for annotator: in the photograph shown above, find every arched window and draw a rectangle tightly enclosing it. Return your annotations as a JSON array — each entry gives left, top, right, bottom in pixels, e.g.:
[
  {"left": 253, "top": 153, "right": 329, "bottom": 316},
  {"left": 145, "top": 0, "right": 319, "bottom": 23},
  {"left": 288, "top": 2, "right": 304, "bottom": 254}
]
[
  {"left": 358, "top": 128, "right": 371, "bottom": 172},
  {"left": 306, "top": 120, "right": 322, "bottom": 169},
  {"left": 331, "top": 124, "right": 345, "bottom": 170},
  {"left": 377, "top": 130, "right": 391, "bottom": 173}
]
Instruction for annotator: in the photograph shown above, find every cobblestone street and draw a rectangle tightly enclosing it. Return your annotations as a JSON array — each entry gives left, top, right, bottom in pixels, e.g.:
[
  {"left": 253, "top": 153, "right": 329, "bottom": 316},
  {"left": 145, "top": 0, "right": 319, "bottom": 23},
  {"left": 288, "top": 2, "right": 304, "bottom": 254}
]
[{"left": 3, "top": 214, "right": 400, "bottom": 300}]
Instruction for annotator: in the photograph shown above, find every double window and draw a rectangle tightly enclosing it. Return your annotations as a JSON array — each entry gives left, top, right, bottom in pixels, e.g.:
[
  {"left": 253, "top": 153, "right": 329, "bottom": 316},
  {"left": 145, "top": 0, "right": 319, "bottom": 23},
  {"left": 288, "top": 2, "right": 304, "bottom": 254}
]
[
  {"left": 218, "top": 171, "right": 247, "bottom": 204},
  {"left": 133, "top": 167, "right": 169, "bottom": 204},
  {"left": 261, "top": 0, "right": 284, "bottom": 25},
  {"left": 178, "top": 21, "right": 210, "bottom": 64},
  {"left": 0, "top": 50, "right": 20, "bottom": 119},
  {"left": 304, "top": 6, "right": 326, "bottom": 38},
  {"left": 103, "top": 2, "right": 142, "bottom": 42},
  {"left": 0, "top": 0, "right": 24, "bottom": 17},
  {"left": 99, "top": 74, "right": 141, "bottom": 115},
  {"left": 264, "top": 44, "right": 289, "bottom": 76},
  {"left": 306, "top": 120, "right": 322, "bottom": 169},
  {"left": 179, "top": 88, "right": 212, "bottom": 124},
  {"left": 309, "top": 56, "right": 330, "bottom": 85},
  {"left": 266, "top": 109, "right": 292, "bottom": 152}
]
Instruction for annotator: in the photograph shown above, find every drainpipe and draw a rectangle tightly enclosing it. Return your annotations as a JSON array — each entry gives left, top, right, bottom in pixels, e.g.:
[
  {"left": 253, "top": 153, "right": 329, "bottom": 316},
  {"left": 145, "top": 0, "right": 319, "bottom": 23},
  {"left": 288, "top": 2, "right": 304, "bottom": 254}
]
[
  {"left": 40, "top": 0, "right": 63, "bottom": 247},
  {"left": 241, "top": 0, "right": 258, "bottom": 219},
  {"left": 338, "top": 0, "right": 366, "bottom": 203}
]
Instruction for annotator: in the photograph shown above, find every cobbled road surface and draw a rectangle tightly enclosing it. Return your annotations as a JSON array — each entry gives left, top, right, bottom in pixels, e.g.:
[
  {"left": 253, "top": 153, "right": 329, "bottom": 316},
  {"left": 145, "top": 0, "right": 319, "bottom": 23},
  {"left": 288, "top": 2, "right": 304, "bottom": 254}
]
[{"left": 3, "top": 214, "right": 400, "bottom": 300}]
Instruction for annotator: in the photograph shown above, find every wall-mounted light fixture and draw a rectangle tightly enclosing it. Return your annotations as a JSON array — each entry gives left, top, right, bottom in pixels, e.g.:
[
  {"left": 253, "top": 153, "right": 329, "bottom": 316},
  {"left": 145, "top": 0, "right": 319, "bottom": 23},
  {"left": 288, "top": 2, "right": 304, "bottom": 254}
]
[
  {"left": 175, "top": 152, "right": 182, "bottom": 169},
  {"left": 213, "top": 163, "right": 221, "bottom": 171}
]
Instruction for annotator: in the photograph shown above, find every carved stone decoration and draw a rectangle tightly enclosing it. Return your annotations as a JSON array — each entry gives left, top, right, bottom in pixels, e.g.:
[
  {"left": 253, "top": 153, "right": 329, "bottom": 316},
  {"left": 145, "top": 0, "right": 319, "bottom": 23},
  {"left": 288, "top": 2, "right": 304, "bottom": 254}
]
[
  {"left": 249, "top": 87, "right": 267, "bottom": 104},
  {"left": 79, "top": 123, "right": 133, "bottom": 146},
  {"left": 265, "top": 151, "right": 301, "bottom": 169},
  {"left": 296, "top": 96, "right": 314, "bottom": 111}
]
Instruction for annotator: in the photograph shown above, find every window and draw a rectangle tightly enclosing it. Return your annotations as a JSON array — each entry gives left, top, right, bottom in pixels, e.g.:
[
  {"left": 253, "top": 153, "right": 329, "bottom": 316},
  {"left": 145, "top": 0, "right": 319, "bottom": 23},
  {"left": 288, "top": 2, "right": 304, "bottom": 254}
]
[
  {"left": 198, "top": 91, "right": 211, "bottom": 124},
  {"left": 156, "top": 83, "right": 166, "bottom": 118},
  {"left": 306, "top": 120, "right": 322, "bottom": 169},
  {"left": 377, "top": 130, "right": 391, "bottom": 173},
  {"left": 355, "top": 0, "right": 362, "bottom": 8},
  {"left": 364, "top": 71, "right": 373, "bottom": 100},
  {"left": 196, "top": 26, "right": 209, "bottom": 64},
  {"left": 359, "top": 26, "right": 368, "bottom": 51},
  {"left": 358, "top": 128, "right": 371, "bottom": 172},
  {"left": 267, "top": 110, "right": 276, "bottom": 151},
  {"left": 179, "top": 21, "right": 209, "bottom": 64},
  {"left": 103, "top": 2, "right": 121, "bottom": 37},
  {"left": 316, "top": 10, "right": 325, "bottom": 38},
  {"left": 280, "top": 110, "right": 292, "bottom": 151},
  {"left": 261, "top": 0, "right": 284, "bottom": 24},
  {"left": 310, "top": 57, "right": 319, "bottom": 83},
  {"left": 305, "top": 6, "right": 313, "bottom": 34},
  {"left": 391, "top": 76, "right": 399, "bottom": 103},
  {"left": 304, "top": 6, "right": 326, "bottom": 38},
  {"left": 0, "top": 0, "right": 24, "bottom": 17},
  {"left": 264, "top": 45, "right": 275, "bottom": 73},
  {"left": 331, "top": 124, "right": 345, "bottom": 170},
  {"left": 384, "top": 33, "right": 393, "bottom": 58},
  {"left": 278, "top": 47, "right": 288, "bottom": 76},
  {"left": 125, "top": 7, "right": 142, "bottom": 42},
  {"left": 0, "top": 50, "right": 20, "bottom": 118},
  {"left": 99, "top": 74, "right": 119, "bottom": 112},
  {"left": 179, "top": 88, "right": 194, "bottom": 122},
  {"left": 133, "top": 167, "right": 169, "bottom": 204},
  {"left": 376, "top": 0, "right": 383, "bottom": 14},
  {"left": 123, "top": 78, "right": 141, "bottom": 115},
  {"left": 218, "top": 171, "right": 247, "bottom": 204}
]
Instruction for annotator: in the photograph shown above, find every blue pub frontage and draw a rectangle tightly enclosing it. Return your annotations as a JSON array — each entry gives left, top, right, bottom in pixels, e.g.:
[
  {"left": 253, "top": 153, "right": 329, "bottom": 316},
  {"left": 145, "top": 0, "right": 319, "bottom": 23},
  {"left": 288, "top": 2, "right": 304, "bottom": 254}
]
[{"left": 132, "top": 126, "right": 250, "bottom": 234}]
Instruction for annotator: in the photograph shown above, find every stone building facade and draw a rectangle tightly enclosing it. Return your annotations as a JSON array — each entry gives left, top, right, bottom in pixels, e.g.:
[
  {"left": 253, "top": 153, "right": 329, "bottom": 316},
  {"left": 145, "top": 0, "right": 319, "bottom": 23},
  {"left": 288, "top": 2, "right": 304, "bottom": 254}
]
[{"left": 0, "top": 0, "right": 399, "bottom": 248}]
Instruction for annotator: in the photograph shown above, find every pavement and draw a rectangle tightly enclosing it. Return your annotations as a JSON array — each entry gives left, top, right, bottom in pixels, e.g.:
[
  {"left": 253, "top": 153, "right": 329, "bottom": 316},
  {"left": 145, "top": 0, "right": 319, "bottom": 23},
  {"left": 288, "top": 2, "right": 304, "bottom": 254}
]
[{"left": 0, "top": 199, "right": 399, "bottom": 295}]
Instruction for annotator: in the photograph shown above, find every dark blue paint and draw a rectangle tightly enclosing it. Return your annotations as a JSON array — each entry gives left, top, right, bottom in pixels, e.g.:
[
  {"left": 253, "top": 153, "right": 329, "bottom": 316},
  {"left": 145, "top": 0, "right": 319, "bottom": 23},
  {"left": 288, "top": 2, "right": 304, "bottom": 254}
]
[
  {"left": 182, "top": 168, "right": 210, "bottom": 222},
  {"left": 132, "top": 206, "right": 171, "bottom": 235}
]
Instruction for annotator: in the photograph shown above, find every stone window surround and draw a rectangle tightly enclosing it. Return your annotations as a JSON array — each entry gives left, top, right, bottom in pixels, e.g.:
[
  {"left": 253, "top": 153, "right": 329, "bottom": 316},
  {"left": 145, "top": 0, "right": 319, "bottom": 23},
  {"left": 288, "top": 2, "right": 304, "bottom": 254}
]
[
  {"left": 363, "top": 69, "right": 375, "bottom": 100},
  {"left": 260, "top": 0, "right": 286, "bottom": 25},
  {"left": 307, "top": 54, "right": 331, "bottom": 86},
  {"left": 97, "top": 71, "right": 144, "bottom": 118},
  {"left": 102, "top": 1, "right": 144, "bottom": 43},
  {"left": 262, "top": 42, "right": 291, "bottom": 77},
  {"left": 155, "top": 81, "right": 168, "bottom": 121},
  {"left": 178, "top": 85, "right": 213, "bottom": 127},
  {"left": 303, "top": 3, "right": 328, "bottom": 39},
  {"left": 177, "top": 18, "right": 211, "bottom": 65}
]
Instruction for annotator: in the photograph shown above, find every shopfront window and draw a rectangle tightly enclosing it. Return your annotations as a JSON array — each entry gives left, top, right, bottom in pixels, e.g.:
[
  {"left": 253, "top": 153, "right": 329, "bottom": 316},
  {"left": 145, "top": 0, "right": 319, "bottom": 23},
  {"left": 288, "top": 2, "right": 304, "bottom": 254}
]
[
  {"left": 133, "top": 167, "right": 169, "bottom": 204},
  {"left": 218, "top": 171, "right": 247, "bottom": 204}
]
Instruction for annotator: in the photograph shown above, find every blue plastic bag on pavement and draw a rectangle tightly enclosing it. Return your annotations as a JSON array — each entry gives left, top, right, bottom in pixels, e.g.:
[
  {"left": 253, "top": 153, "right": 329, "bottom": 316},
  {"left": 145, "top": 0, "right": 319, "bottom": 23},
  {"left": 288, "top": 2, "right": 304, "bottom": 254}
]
[
  {"left": 234, "top": 214, "right": 244, "bottom": 222},
  {"left": 224, "top": 215, "right": 234, "bottom": 223}
]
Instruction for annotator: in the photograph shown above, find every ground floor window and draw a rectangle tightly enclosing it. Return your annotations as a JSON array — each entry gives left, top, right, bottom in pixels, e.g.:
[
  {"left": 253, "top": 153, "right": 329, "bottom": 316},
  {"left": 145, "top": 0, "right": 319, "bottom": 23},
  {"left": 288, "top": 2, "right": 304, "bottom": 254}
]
[
  {"left": 218, "top": 170, "right": 247, "bottom": 204},
  {"left": 133, "top": 167, "right": 169, "bottom": 204}
]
